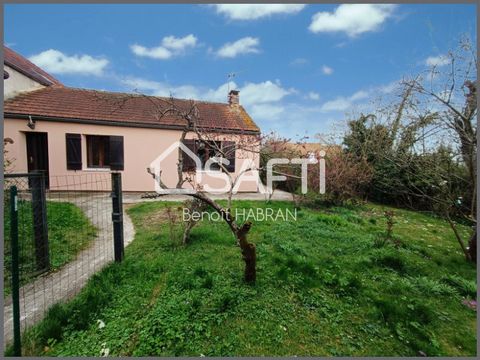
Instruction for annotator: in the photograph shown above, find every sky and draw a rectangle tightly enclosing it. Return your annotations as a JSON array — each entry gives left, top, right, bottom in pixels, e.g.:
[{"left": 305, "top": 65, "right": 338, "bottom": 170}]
[{"left": 4, "top": 4, "right": 477, "bottom": 139}]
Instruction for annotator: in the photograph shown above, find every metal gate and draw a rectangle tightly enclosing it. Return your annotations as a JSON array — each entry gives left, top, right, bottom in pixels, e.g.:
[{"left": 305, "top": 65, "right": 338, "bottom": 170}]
[{"left": 3, "top": 171, "right": 124, "bottom": 355}]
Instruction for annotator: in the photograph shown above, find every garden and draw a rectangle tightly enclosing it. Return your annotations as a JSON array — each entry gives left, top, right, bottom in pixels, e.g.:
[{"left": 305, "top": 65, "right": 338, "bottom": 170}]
[{"left": 14, "top": 200, "right": 476, "bottom": 356}]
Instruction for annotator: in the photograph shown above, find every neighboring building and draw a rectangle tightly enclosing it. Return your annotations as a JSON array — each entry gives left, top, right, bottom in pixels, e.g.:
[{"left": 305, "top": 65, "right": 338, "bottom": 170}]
[
  {"left": 264, "top": 140, "right": 340, "bottom": 159},
  {"left": 291, "top": 142, "right": 341, "bottom": 160},
  {"left": 3, "top": 46, "right": 261, "bottom": 192},
  {"left": 4, "top": 46, "right": 62, "bottom": 100}
]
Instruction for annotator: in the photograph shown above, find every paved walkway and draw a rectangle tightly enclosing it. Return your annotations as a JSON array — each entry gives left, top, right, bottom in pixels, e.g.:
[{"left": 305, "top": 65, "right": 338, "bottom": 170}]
[
  {"left": 123, "top": 189, "right": 294, "bottom": 204},
  {"left": 3, "top": 194, "right": 135, "bottom": 347}
]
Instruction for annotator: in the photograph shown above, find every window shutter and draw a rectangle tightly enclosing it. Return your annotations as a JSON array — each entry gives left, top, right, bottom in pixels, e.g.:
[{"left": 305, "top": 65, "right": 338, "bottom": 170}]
[
  {"left": 182, "top": 139, "right": 196, "bottom": 171},
  {"left": 109, "top": 136, "right": 124, "bottom": 171},
  {"left": 65, "top": 133, "right": 82, "bottom": 170},
  {"left": 223, "top": 141, "right": 236, "bottom": 172}
]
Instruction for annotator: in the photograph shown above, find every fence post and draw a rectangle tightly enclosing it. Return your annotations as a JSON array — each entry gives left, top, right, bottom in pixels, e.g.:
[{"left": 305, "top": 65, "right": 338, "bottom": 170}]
[
  {"left": 111, "top": 172, "right": 124, "bottom": 262},
  {"left": 31, "top": 171, "right": 49, "bottom": 273},
  {"left": 10, "top": 186, "right": 22, "bottom": 356}
]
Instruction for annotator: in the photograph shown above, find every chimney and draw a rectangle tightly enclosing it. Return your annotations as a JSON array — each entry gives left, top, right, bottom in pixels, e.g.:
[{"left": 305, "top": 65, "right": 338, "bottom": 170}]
[{"left": 228, "top": 90, "right": 239, "bottom": 106}]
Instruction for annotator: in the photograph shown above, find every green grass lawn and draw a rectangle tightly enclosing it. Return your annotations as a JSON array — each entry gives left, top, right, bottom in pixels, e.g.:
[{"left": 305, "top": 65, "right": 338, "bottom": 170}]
[
  {"left": 4, "top": 200, "right": 97, "bottom": 296},
  {"left": 15, "top": 201, "right": 476, "bottom": 356}
]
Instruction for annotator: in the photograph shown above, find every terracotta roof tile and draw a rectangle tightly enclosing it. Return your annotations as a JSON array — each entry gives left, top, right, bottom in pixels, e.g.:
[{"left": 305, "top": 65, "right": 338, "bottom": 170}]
[
  {"left": 4, "top": 46, "right": 62, "bottom": 86},
  {"left": 4, "top": 86, "right": 260, "bottom": 133}
]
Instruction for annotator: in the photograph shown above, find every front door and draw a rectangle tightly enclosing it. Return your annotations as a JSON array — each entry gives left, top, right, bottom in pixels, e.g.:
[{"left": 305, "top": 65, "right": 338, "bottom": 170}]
[{"left": 26, "top": 132, "right": 49, "bottom": 188}]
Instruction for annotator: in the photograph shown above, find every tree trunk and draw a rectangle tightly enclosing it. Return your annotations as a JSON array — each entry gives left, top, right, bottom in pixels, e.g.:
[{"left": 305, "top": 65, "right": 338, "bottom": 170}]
[
  {"left": 182, "top": 219, "right": 195, "bottom": 245},
  {"left": 468, "top": 228, "right": 477, "bottom": 263},
  {"left": 191, "top": 193, "right": 257, "bottom": 283},
  {"left": 236, "top": 222, "right": 256, "bottom": 283},
  {"left": 447, "top": 216, "right": 472, "bottom": 262}
]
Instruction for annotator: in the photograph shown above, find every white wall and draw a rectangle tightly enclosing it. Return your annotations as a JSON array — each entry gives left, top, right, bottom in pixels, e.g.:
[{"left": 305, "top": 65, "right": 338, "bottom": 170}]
[{"left": 4, "top": 65, "right": 45, "bottom": 99}]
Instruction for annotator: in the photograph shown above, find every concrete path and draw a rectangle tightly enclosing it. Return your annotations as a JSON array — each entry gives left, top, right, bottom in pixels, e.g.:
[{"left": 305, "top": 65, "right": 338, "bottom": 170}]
[
  {"left": 123, "top": 189, "right": 294, "bottom": 204},
  {"left": 3, "top": 194, "right": 135, "bottom": 347}
]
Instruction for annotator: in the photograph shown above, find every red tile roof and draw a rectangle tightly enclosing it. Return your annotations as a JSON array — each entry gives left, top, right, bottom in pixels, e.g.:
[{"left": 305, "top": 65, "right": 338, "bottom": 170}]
[
  {"left": 4, "top": 86, "right": 260, "bottom": 134},
  {"left": 4, "top": 46, "right": 62, "bottom": 86}
]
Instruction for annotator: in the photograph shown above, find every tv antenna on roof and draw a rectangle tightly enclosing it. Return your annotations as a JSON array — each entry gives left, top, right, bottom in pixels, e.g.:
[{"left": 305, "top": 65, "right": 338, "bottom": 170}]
[{"left": 227, "top": 72, "right": 236, "bottom": 92}]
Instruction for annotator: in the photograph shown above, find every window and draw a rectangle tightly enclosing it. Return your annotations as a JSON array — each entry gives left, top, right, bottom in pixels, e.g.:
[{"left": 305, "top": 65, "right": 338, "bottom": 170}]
[
  {"left": 182, "top": 140, "right": 235, "bottom": 172},
  {"left": 197, "top": 141, "right": 221, "bottom": 171},
  {"left": 66, "top": 135, "right": 124, "bottom": 171},
  {"left": 66, "top": 133, "right": 82, "bottom": 170},
  {"left": 86, "top": 135, "right": 111, "bottom": 168}
]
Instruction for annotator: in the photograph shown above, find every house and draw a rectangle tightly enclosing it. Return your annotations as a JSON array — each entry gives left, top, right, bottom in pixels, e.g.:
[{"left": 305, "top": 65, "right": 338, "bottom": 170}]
[
  {"left": 4, "top": 46, "right": 63, "bottom": 99},
  {"left": 3, "top": 46, "right": 261, "bottom": 192},
  {"left": 264, "top": 140, "right": 340, "bottom": 160}
]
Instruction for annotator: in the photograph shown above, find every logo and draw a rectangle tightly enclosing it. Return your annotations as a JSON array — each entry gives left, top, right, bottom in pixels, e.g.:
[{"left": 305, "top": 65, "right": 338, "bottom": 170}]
[{"left": 148, "top": 141, "right": 325, "bottom": 195}]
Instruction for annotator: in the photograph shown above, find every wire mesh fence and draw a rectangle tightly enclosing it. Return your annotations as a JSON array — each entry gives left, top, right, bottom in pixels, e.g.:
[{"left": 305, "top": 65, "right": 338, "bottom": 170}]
[{"left": 3, "top": 171, "right": 124, "bottom": 355}]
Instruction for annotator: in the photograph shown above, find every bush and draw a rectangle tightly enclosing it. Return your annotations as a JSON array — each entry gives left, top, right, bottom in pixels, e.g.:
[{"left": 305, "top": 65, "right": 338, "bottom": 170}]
[
  {"left": 441, "top": 274, "right": 476, "bottom": 298},
  {"left": 306, "top": 149, "right": 373, "bottom": 206},
  {"left": 35, "top": 303, "right": 68, "bottom": 343}
]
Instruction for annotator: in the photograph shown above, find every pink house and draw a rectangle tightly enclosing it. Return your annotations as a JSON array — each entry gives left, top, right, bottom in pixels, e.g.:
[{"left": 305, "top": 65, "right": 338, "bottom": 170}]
[{"left": 3, "top": 46, "right": 261, "bottom": 192}]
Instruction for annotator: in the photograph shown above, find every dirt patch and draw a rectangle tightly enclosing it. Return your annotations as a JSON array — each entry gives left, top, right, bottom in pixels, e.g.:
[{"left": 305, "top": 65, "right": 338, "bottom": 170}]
[{"left": 142, "top": 206, "right": 184, "bottom": 225}]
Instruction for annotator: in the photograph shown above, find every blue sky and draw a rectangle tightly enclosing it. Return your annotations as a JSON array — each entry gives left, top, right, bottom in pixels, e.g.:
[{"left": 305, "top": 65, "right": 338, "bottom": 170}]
[{"left": 4, "top": 4, "right": 477, "bottom": 139}]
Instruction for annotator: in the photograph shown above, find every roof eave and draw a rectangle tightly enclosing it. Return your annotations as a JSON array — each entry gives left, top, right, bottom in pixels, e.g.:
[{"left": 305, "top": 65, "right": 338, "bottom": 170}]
[
  {"left": 4, "top": 113, "right": 261, "bottom": 135},
  {"left": 4, "top": 59, "right": 62, "bottom": 86}
]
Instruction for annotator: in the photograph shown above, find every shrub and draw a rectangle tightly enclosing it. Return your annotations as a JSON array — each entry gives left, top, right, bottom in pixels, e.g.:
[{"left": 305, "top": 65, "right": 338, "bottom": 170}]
[
  {"left": 35, "top": 303, "right": 68, "bottom": 343},
  {"left": 407, "top": 277, "right": 457, "bottom": 296},
  {"left": 306, "top": 149, "right": 373, "bottom": 206},
  {"left": 441, "top": 275, "right": 476, "bottom": 298},
  {"left": 315, "top": 213, "right": 349, "bottom": 227},
  {"left": 372, "top": 250, "right": 407, "bottom": 274}
]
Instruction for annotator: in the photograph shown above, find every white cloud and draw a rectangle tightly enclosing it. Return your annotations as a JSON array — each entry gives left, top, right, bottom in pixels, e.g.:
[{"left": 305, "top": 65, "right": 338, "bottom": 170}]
[
  {"left": 122, "top": 78, "right": 294, "bottom": 106},
  {"left": 321, "top": 90, "right": 371, "bottom": 112},
  {"left": 309, "top": 4, "right": 396, "bottom": 37},
  {"left": 321, "top": 97, "right": 352, "bottom": 112},
  {"left": 131, "top": 34, "right": 197, "bottom": 60},
  {"left": 122, "top": 77, "right": 202, "bottom": 99},
  {"left": 308, "top": 92, "right": 320, "bottom": 100},
  {"left": 349, "top": 90, "right": 369, "bottom": 101},
  {"left": 29, "top": 49, "right": 108, "bottom": 76},
  {"left": 122, "top": 76, "right": 365, "bottom": 136},
  {"left": 240, "top": 80, "right": 294, "bottom": 106},
  {"left": 250, "top": 104, "right": 285, "bottom": 121},
  {"left": 321, "top": 65, "right": 333, "bottom": 75},
  {"left": 121, "top": 77, "right": 294, "bottom": 122},
  {"left": 378, "top": 81, "right": 398, "bottom": 94},
  {"left": 130, "top": 45, "right": 171, "bottom": 60},
  {"left": 290, "top": 58, "right": 308, "bottom": 66},
  {"left": 161, "top": 35, "right": 197, "bottom": 50},
  {"left": 320, "top": 80, "right": 401, "bottom": 113},
  {"left": 215, "top": 37, "right": 260, "bottom": 58},
  {"left": 425, "top": 54, "right": 450, "bottom": 67},
  {"left": 212, "top": 4, "right": 306, "bottom": 20}
]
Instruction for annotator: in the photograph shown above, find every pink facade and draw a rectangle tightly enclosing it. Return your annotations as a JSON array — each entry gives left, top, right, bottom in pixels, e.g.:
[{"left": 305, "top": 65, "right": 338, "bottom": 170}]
[
  {"left": 3, "top": 46, "right": 261, "bottom": 193},
  {"left": 4, "top": 118, "right": 260, "bottom": 192}
]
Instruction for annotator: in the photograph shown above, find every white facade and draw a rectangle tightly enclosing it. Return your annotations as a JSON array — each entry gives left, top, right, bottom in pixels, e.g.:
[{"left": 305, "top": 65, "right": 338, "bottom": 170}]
[{"left": 4, "top": 65, "right": 45, "bottom": 99}]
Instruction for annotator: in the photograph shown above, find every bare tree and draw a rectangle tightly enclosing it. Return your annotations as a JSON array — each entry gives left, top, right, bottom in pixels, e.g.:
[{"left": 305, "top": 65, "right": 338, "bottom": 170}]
[
  {"left": 345, "top": 36, "right": 477, "bottom": 262},
  {"left": 402, "top": 37, "right": 477, "bottom": 261},
  {"left": 141, "top": 96, "right": 261, "bottom": 283}
]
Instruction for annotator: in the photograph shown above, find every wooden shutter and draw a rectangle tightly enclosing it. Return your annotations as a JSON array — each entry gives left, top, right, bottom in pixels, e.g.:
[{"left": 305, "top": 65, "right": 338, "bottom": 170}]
[
  {"left": 223, "top": 141, "right": 236, "bottom": 172},
  {"left": 109, "top": 136, "right": 124, "bottom": 171},
  {"left": 182, "top": 139, "right": 196, "bottom": 171},
  {"left": 65, "top": 133, "right": 82, "bottom": 170}
]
